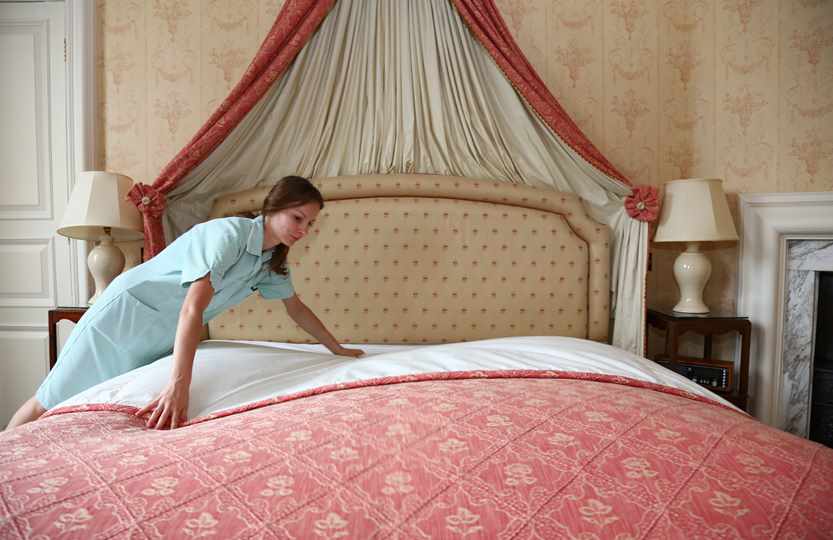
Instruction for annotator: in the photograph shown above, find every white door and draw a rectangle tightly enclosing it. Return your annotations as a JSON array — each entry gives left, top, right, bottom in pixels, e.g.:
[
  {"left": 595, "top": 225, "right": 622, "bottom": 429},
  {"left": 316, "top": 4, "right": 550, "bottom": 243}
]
[{"left": 0, "top": 1, "right": 76, "bottom": 426}]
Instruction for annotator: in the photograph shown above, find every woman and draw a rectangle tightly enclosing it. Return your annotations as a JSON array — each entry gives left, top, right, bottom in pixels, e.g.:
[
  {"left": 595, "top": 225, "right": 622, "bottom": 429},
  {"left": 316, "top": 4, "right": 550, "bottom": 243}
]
[{"left": 7, "top": 176, "right": 363, "bottom": 430}]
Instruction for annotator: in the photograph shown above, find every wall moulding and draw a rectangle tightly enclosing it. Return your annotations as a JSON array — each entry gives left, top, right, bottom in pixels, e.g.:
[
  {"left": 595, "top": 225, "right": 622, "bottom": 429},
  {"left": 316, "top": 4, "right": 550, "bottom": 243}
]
[{"left": 738, "top": 191, "right": 833, "bottom": 427}]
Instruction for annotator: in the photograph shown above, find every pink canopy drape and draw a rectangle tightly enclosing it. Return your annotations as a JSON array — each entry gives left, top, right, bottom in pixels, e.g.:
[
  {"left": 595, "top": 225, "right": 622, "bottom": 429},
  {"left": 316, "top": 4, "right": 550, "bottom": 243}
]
[
  {"left": 128, "top": 0, "right": 336, "bottom": 258},
  {"left": 129, "top": 0, "right": 645, "bottom": 260},
  {"left": 450, "top": 0, "right": 630, "bottom": 186}
]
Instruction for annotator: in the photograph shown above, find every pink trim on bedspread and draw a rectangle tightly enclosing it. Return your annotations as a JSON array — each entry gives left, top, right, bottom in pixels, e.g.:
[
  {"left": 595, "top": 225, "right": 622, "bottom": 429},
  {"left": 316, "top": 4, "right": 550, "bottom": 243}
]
[
  {"left": 3, "top": 371, "right": 832, "bottom": 538},
  {"left": 42, "top": 370, "right": 740, "bottom": 425}
]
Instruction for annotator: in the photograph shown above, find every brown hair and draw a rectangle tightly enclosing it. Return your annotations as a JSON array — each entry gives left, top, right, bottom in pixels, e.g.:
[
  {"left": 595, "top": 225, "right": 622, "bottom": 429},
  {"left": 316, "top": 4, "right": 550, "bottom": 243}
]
[{"left": 262, "top": 175, "right": 324, "bottom": 275}]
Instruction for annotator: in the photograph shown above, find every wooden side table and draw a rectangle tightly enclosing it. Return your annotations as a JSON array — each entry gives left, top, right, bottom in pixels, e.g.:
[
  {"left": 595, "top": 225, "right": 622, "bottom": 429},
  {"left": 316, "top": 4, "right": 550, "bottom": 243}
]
[
  {"left": 48, "top": 307, "right": 88, "bottom": 370},
  {"left": 647, "top": 307, "right": 751, "bottom": 411}
]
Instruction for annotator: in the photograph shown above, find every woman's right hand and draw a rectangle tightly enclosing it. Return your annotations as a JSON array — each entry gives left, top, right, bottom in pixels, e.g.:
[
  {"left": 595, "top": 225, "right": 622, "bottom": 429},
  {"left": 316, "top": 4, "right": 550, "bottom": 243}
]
[
  {"left": 137, "top": 276, "right": 210, "bottom": 430},
  {"left": 137, "top": 380, "right": 190, "bottom": 430}
]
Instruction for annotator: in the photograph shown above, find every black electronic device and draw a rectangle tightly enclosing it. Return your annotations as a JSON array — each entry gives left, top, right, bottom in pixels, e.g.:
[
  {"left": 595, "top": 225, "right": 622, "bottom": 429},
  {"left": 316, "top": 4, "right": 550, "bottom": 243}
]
[{"left": 656, "top": 359, "right": 731, "bottom": 392}]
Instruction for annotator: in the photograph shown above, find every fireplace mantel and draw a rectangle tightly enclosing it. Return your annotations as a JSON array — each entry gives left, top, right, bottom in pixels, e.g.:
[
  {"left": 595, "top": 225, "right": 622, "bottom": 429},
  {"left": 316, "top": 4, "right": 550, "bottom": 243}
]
[{"left": 738, "top": 192, "right": 833, "bottom": 427}]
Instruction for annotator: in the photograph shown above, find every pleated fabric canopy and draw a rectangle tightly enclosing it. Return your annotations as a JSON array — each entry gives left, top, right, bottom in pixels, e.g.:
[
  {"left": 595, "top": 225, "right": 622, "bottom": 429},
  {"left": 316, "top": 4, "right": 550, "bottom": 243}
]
[{"left": 126, "top": 0, "right": 658, "bottom": 355}]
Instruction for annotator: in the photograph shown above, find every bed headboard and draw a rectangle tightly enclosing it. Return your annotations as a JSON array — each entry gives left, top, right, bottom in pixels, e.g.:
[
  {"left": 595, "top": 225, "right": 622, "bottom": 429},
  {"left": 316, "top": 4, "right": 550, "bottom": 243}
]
[{"left": 207, "top": 175, "right": 610, "bottom": 344}]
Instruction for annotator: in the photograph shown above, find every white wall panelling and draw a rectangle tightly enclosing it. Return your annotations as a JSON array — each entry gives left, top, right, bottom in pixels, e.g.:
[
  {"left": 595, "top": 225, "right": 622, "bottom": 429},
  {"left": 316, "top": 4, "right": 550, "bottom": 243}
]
[
  {"left": 0, "top": 1, "right": 96, "bottom": 426},
  {"left": 0, "top": 240, "right": 53, "bottom": 305},
  {"left": 0, "top": 331, "right": 49, "bottom": 427},
  {"left": 67, "top": 0, "right": 98, "bottom": 304}
]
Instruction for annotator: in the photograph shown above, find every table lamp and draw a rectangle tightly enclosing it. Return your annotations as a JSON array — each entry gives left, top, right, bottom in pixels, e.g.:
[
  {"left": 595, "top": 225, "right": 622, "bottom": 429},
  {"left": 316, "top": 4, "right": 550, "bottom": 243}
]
[
  {"left": 653, "top": 178, "right": 738, "bottom": 313},
  {"left": 58, "top": 171, "right": 144, "bottom": 304}
]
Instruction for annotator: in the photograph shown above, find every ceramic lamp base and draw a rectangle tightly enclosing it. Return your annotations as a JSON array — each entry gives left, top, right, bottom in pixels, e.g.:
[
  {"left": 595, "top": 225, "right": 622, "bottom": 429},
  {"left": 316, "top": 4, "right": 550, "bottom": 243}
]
[
  {"left": 672, "top": 243, "right": 711, "bottom": 314},
  {"left": 87, "top": 233, "right": 125, "bottom": 305}
]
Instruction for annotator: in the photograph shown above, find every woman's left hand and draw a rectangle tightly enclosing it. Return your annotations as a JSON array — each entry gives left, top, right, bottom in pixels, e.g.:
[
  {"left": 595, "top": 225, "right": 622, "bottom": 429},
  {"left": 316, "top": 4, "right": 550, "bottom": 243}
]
[{"left": 331, "top": 345, "right": 364, "bottom": 358}]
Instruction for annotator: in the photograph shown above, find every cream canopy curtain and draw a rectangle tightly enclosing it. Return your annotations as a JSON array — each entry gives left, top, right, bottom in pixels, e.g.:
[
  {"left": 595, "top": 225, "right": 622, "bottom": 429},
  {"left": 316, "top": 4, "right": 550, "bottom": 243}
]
[{"left": 163, "top": 0, "right": 648, "bottom": 354}]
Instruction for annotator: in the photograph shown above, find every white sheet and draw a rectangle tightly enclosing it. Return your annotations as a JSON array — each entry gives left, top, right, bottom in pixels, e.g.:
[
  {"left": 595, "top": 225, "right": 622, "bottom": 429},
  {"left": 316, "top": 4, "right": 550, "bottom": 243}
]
[{"left": 56, "top": 337, "right": 739, "bottom": 419}]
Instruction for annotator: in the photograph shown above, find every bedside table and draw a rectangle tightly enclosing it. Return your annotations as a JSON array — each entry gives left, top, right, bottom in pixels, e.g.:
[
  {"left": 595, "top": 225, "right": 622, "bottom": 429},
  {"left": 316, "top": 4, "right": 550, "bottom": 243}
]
[
  {"left": 48, "top": 306, "right": 88, "bottom": 370},
  {"left": 647, "top": 307, "right": 751, "bottom": 411}
]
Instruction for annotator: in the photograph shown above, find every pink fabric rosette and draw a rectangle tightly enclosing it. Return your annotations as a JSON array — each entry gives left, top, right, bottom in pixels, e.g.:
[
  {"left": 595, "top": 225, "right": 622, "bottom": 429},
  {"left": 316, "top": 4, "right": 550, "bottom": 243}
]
[
  {"left": 127, "top": 183, "right": 167, "bottom": 260},
  {"left": 127, "top": 183, "right": 166, "bottom": 218},
  {"left": 625, "top": 185, "right": 659, "bottom": 222}
]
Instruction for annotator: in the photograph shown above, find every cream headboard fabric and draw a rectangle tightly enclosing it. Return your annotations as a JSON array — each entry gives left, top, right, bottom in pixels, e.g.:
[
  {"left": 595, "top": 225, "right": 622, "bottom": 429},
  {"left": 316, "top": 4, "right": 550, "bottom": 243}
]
[{"left": 208, "top": 175, "right": 610, "bottom": 344}]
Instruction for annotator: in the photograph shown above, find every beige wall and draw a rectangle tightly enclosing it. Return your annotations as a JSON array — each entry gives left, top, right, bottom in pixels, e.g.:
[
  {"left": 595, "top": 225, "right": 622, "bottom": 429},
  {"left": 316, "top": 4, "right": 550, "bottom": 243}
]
[
  {"left": 496, "top": 0, "right": 833, "bottom": 315},
  {"left": 97, "top": 0, "right": 833, "bottom": 337},
  {"left": 96, "top": 0, "right": 285, "bottom": 183}
]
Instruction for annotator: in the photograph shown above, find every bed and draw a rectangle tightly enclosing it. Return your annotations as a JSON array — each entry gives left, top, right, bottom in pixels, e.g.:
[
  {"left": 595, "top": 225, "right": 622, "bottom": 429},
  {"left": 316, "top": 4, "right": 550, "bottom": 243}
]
[{"left": 1, "top": 175, "right": 831, "bottom": 538}]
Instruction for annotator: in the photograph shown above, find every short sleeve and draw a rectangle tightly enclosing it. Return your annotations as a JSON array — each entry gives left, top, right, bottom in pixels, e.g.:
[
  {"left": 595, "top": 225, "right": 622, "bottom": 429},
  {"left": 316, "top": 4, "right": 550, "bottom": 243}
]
[
  {"left": 257, "top": 268, "right": 295, "bottom": 300},
  {"left": 179, "top": 220, "right": 244, "bottom": 291}
]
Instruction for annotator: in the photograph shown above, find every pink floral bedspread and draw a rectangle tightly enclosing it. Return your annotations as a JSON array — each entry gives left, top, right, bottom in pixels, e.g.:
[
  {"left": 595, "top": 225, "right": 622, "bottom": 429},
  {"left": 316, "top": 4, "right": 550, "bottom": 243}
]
[{"left": 2, "top": 371, "right": 832, "bottom": 539}]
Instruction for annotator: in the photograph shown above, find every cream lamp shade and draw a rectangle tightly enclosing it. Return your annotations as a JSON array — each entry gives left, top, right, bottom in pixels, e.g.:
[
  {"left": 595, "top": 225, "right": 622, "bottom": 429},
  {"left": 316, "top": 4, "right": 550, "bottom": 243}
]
[
  {"left": 58, "top": 171, "right": 144, "bottom": 304},
  {"left": 653, "top": 178, "right": 738, "bottom": 313}
]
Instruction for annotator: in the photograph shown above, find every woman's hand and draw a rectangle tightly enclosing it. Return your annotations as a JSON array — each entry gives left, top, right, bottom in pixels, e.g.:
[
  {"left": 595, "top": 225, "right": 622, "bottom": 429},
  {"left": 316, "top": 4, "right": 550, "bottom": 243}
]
[
  {"left": 137, "top": 276, "right": 211, "bottom": 430},
  {"left": 331, "top": 345, "right": 364, "bottom": 358},
  {"left": 137, "top": 381, "right": 190, "bottom": 430},
  {"left": 283, "top": 296, "right": 365, "bottom": 358}
]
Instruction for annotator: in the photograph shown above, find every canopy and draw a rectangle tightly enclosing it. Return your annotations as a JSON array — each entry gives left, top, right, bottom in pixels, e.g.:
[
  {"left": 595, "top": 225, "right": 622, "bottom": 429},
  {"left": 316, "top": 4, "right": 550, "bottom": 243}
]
[{"left": 127, "top": 0, "right": 658, "bottom": 354}]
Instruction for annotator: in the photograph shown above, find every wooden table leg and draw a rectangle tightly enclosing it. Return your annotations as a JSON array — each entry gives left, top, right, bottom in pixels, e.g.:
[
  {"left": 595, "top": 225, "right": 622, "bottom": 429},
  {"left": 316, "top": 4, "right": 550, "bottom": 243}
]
[
  {"left": 665, "top": 326, "right": 679, "bottom": 361},
  {"left": 48, "top": 310, "right": 58, "bottom": 371},
  {"left": 739, "top": 321, "right": 751, "bottom": 400}
]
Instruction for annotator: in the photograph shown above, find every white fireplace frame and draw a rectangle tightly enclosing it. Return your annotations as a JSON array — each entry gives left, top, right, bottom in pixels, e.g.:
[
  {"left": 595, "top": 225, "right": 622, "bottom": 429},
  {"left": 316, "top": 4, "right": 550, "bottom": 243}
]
[{"left": 738, "top": 192, "right": 833, "bottom": 427}]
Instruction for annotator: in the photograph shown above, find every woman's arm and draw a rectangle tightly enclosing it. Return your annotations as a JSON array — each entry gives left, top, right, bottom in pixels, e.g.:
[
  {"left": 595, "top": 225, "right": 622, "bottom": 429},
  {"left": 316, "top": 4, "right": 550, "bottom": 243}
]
[
  {"left": 138, "top": 275, "right": 214, "bottom": 429},
  {"left": 282, "top": 294, "right": 364, "bottom": 357}
]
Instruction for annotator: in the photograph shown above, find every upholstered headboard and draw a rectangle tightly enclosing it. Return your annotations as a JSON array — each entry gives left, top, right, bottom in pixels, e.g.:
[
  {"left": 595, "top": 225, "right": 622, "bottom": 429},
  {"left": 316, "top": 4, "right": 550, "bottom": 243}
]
[{"left": 207, "top": 175, "right": 610, "bottom": 344}]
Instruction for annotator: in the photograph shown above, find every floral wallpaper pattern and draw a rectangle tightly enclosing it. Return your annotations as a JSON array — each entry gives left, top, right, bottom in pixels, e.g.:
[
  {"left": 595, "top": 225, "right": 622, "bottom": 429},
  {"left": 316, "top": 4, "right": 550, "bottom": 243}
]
[
  {"left": 98, "top": 0, "right": 832, "bottom": 329},
  {"left": 97, "top": 0, "right": 285, "bottom": 184},
  {"left": 492, "top": 0, "right": 831, "bottom": 333}
]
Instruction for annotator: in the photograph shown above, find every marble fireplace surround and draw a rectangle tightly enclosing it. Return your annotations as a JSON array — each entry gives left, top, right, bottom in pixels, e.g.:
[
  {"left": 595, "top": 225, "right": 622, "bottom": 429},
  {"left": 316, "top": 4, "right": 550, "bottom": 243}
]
[
  {"left": 738, "top": 191, "right": 833, "bottom": 429},
  {"left": 781, "top": 239, "right": 833, "bottom": 436}
]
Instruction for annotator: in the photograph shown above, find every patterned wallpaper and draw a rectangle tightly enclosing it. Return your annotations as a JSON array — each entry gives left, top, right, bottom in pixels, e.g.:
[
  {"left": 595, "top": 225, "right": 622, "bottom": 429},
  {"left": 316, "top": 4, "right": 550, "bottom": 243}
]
[
  {"left": 495, "top": 0, "right": 833, "bottom": 320},
  {"left": 96, "top": 0, "right": 285, "bottom": 183},
  {"left": 97, "top": 0, "right": 833, "bottom": 321}
]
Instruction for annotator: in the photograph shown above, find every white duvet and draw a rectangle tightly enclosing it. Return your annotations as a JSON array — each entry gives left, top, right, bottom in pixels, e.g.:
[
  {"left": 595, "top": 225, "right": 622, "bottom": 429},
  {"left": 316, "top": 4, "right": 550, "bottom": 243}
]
[{"left": 56, "top": 336, "right": 739, "bottom": 419}]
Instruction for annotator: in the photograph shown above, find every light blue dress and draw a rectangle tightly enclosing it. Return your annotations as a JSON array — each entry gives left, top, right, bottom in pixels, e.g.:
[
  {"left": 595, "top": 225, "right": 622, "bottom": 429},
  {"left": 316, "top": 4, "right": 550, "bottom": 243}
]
[{"left": 36, "top": 215, "right": 294, "bottom": 409}]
